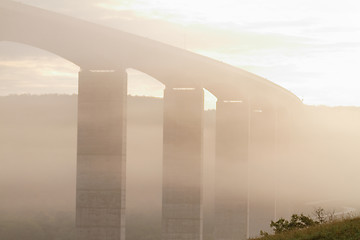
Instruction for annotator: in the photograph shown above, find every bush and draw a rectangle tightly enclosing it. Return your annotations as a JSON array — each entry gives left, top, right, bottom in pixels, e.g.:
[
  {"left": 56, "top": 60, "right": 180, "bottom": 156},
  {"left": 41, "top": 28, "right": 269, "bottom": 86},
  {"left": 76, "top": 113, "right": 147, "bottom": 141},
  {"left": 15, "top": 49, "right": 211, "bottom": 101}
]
[
  {"left": 260, "top": 207, "right": 335, "bottom": 236},
  {"left": 269, "top": 214, "right": 317, "bottom": 234}
]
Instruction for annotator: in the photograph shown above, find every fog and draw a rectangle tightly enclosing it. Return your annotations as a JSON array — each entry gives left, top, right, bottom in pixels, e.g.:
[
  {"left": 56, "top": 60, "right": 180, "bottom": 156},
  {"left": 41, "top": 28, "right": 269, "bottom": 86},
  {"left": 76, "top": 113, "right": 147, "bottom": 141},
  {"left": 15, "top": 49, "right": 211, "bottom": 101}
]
[
  {"left": 2, "top": 1, "right": 360, "bottom": 240},
  {"left": 1, "top": 95, "right": 360, "bottom": 239}
]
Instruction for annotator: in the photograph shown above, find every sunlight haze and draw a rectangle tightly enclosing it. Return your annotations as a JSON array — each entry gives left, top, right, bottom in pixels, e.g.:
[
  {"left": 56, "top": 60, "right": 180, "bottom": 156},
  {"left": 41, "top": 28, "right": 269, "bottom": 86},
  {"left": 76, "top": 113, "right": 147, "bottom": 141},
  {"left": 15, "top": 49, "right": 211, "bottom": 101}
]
[
  {"left": 2, "top": 1, "right": 360, "bottom": 239},
  {"left": 1, "top": 0, "right": 360, "bottom": 106}
]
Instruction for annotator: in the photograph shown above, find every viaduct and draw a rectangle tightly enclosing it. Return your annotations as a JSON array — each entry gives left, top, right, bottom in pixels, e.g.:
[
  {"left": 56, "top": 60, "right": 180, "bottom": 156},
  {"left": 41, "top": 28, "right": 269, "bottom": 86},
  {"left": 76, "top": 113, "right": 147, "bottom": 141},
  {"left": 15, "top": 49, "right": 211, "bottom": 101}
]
[{"left": 0, "top": 1, "right": 302, "bottom": 239}]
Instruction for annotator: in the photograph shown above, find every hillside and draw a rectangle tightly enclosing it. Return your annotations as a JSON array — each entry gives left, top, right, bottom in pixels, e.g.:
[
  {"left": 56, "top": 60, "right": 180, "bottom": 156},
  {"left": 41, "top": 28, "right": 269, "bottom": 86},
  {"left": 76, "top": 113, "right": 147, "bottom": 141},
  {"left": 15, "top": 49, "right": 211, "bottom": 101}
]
[{"left": 252, "top": 217, "right": 360, "bottom": 240}]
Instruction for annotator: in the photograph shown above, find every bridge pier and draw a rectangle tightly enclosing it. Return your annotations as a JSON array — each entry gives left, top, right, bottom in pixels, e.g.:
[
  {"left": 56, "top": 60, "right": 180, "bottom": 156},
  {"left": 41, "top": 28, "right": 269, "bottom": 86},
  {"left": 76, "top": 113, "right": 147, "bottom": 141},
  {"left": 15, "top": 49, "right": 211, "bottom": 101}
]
[
  {"left": 214, "top": 100, "right": 249, "bottom": 240},
  {"left": 273, "top": 108, "right": 293, "bottom": 219},
  {"left": 76, "top": 70, "right": 127, "bottom": 240},
  {"left": 249, "top": 106, "right": 277, "bottom": 237},
  {"left": 162, "top": 87, "right": 204, "bottom": 240}
]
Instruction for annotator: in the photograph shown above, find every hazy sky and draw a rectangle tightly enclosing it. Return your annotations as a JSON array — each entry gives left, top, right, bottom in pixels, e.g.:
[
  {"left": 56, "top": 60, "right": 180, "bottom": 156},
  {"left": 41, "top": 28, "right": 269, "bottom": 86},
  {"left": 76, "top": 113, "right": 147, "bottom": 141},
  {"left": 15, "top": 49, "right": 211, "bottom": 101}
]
[{"left": 1, "top": 0, "right": 360, "bottom": 108}]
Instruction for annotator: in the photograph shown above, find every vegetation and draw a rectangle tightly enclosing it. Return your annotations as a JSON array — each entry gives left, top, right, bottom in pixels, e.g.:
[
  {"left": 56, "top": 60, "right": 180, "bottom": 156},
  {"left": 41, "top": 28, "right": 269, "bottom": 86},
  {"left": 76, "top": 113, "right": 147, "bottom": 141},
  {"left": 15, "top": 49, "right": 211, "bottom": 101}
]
[
  {"left": 263, "top": 213, "right": 317, "bottom": 235},
  {"left": 264, "top": 208, "right": 331, "bottom": 235},
  {"left": 253, "top": 208, "right": 360, "bottom": 240},
  {"left": 252, "top": 217, "right": 360, "bottom": 240}
]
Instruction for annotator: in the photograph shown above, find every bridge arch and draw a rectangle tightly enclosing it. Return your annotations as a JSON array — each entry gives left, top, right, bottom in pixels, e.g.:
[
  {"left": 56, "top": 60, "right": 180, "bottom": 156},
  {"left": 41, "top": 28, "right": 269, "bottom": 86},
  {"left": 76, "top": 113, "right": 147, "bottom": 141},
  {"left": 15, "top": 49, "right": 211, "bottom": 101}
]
[
  {"left": 0, "top": 41, "right": 79, "bottom": 95},
  {"left": 0, "top": 42, "right": 80, "bottom": 230},
  {"left": 0, "top": 0, "right": 301, "bottom": 105}
]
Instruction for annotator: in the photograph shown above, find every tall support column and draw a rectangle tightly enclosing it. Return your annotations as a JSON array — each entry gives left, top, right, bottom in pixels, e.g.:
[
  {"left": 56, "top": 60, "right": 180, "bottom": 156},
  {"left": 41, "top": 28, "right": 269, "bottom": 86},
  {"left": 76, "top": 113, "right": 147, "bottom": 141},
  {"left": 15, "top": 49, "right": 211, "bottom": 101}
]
[
  {"left": 76, "top": 70, "right": 127, "bottom": 240},
  {"left": 273, "top": 108, "right": 292, "bottom": 219},
  {"left": 248, "top": 106, "right": 277, "bottom": 237},
  {"left": 214, "top": 100, "right": 249, "bottom": 240},
  {"left": 162, "top": 87, "right": 204, "bottom": 240}
]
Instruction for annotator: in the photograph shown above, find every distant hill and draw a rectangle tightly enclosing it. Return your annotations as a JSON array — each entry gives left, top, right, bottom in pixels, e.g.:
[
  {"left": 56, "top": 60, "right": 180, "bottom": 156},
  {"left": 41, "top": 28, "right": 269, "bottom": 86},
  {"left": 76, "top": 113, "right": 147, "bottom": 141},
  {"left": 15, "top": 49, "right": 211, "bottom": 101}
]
[{"left": 0, "top": 94, "right": 214, "bottom": 126}]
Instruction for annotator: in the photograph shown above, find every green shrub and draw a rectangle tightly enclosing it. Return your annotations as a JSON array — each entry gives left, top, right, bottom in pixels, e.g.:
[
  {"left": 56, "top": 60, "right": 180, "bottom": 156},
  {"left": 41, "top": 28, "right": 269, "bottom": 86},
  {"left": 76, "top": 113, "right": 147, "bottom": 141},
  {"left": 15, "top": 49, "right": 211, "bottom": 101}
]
[{"left": 268, "top": 214, "right": 317, "bottom": 234}]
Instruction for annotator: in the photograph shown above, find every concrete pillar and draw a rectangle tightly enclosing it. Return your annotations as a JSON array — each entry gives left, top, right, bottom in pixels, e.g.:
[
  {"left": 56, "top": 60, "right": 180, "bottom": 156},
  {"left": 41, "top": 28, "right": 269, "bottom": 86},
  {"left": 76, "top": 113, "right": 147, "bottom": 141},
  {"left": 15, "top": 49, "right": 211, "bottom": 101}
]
[
  {"left": 248, "top": 106, "right": 277, "bottom": 237},
  {"left": 273, "top": 108, "right": 292, "bottom": 219},
  {"left": 277, "top": 106, "right": 305, "bottom": 216},
  {"left": 162, "top": 87, "right": 204, "bottom": 240},
  {"left": 214, "top": 100, "right": 249, "bottom": 240},
  {"left": 76, "top": 70, "right": 127, "bottom": 240}
]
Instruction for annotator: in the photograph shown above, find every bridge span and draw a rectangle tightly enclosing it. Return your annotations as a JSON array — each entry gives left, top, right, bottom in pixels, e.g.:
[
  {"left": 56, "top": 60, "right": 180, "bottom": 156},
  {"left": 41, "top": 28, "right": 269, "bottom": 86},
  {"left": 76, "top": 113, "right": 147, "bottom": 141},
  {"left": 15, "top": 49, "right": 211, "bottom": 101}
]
[{"left": 0, "top": 1, "right": 302, "bottom": 240}]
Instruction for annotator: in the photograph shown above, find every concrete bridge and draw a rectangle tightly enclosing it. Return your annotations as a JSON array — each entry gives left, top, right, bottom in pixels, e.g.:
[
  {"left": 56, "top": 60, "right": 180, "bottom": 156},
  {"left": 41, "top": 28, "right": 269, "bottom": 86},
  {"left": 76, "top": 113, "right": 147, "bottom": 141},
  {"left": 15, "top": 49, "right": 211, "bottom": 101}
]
[{"left": 0, "top": 1, "right": 302, "bottom": 239}]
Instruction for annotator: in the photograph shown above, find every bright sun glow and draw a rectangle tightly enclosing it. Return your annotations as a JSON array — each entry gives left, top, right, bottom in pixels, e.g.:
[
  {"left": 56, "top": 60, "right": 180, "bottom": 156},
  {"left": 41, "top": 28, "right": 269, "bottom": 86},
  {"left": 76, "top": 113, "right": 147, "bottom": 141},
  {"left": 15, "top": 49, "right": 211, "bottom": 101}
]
[
  {"left": 97, "top": 0, "right": 360, "bottom": 106},
  {"left": 97, "top": 0, "right": 244, "bottom": 25}
]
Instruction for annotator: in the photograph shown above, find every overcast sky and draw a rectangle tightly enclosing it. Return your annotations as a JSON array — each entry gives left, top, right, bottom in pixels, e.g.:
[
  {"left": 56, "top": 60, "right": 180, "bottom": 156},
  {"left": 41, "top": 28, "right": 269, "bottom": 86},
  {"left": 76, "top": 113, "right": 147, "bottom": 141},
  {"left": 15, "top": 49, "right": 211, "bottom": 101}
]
[{"left": 1, "top": 0, "right": 360, "bottom": 108}]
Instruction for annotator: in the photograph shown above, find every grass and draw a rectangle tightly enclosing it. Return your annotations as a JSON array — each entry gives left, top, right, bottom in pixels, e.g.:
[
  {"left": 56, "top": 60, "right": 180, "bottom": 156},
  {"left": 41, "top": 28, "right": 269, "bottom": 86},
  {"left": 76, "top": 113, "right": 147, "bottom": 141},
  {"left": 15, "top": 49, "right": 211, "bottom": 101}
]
[{"left": 251, "top": 217, "right": 360, "bottom": 240}]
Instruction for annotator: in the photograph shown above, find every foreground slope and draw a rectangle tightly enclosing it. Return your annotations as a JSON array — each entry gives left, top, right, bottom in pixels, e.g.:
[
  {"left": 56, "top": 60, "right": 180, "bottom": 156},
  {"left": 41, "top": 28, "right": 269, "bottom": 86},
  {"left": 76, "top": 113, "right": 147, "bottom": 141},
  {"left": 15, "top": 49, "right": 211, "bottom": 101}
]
[{"left": 252, "top": 217, "right": 360, "bottom": 240}]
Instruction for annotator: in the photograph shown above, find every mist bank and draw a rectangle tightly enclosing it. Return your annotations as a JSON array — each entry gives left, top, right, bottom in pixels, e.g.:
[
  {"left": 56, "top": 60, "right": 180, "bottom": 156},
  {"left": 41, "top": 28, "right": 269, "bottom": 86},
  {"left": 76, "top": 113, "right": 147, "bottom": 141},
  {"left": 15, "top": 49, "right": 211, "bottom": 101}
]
[{"left": 1, "top": 95, "right": 360, "bottom": 238}]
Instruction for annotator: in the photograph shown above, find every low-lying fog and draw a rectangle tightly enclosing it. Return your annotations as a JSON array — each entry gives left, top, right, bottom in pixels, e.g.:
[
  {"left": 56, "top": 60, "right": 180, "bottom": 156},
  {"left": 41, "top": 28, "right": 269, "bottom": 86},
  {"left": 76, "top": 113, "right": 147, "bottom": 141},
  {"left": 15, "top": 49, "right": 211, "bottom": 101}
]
[{"left": 1, "top": 95, "right": 360, "bottom": 239}]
